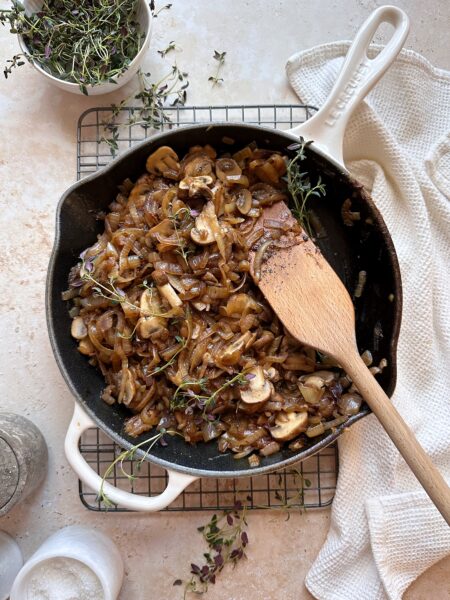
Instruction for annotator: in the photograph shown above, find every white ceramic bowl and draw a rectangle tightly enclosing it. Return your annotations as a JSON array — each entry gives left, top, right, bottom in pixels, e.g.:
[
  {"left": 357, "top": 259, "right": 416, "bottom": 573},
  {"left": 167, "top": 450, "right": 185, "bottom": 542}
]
[
  {"left": 19, "top": 0, "right": 152, "bottom": 95},
  {"left": 0, "top": 531, "right": 23, "bottom": 600},
  {"left": 10, "top": 526, "right": 124, "bottom": 600}
]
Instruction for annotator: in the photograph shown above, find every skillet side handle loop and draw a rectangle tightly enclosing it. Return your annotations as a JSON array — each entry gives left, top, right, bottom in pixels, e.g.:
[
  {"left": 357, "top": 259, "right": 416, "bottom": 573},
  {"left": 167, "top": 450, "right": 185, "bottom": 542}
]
[
  {"left": 289, "top": 5, "right": 409, "bottom": 165},
  {"left": 65, "top": 403, "right": 197, "bottom": 511}
]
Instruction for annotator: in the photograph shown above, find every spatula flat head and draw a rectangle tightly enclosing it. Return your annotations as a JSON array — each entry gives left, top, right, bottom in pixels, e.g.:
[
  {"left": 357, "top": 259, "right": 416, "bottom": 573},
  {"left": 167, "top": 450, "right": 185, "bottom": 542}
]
[{"left": 249, "top": 202, "right": 357, "bottom": 359}]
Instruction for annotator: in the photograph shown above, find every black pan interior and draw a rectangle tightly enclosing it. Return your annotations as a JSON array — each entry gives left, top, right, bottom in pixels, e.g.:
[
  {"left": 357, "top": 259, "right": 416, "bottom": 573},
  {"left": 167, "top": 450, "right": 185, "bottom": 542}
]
[{"left": 46, "top": 123, "right": 402, "bottom": 477}]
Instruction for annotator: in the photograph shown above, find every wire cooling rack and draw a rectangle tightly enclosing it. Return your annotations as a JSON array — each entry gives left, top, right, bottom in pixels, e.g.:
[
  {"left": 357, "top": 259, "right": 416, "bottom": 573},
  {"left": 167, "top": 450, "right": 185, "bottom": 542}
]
[
  {"left": 77, "top": 104, "right": 318, "bottom": 179},
  {"left": 76, "top": 103, "right": 339, "bottom": 513},
  {"left": 79, "top": 427, "right": 338, "bottom": 512}
]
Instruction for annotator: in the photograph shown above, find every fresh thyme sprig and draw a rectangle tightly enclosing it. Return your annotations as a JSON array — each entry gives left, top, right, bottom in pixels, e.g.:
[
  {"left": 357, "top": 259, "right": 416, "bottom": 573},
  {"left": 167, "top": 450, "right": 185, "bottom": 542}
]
[
  {"left": 170, "top": 207, "right": 194, "bottom": 266},
  {"left": 149, "top": 334, "right": 188, "bottom": 376},
  {"left": 175, "top": 501, "right": 249, "bottom": 596},
  {"left": 80, "top": 259, "right": 137, "bottom": 311},
  {"left": 286, "top": 139, "right": 326, "bottom": 235},
  {"left": 208, "top": 50, "right": 226, "bottom": 86},
  {"left": 158, "top": 40, "right": 178, "bottom": 58},
  {"left": 257, "top": 469, "right": 312, "bottom": 519},
  {"left": 1, "top": 0, "right": 145, "bottom": 94},
  {"left": 171, "top": 371, "right": 250, "bottom": 414},
  {"left": 100, "top": 65, "right": 189, "bottom": 155},
  {"left": 98, "top": 428, "right": 178, "bottom": 508},
  {"left": 150, "top": 1, "right": 172, "bottom": 17}
]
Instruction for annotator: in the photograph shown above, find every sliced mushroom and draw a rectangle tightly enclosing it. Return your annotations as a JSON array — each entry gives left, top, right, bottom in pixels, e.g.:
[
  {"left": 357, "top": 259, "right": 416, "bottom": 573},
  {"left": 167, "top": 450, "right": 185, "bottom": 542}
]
[
  {"left": 264, "top": 367, "right": 280, "bottom": 382},
  {"left": 215, "top": 158, "right": 242, "bottom": 182},
  {"left": 240, "top": 366, "right": 272, "bottom": 404},
  {"left": 190, "top": 201, "right": 219, "bottom": 245},
  {"left": 218, "top": 331, "right": 252, "bottom": 366},
  {"left": 234, "top": 188, "right": 252, "bottom": 215},
  {"left": 337, "top": 392, "right": 363, "bottom": 416},
  {"left": 270, "top": 411, "right": 308, "bottom": 441},
  {"left": 249, "top": 154, "right": 286, "bottom": 184},
  {"left": 179, "top": 175, "right": 214, "bottom": 198},
  {"left": 250, "top": 183, "right": 288, "bottom": 207},
  {"left": 307, "top": 370, "right": 337, "bottom": 384},
  {"left": 146, "top": 146, "right": 180, "bottom": 180},
  {"left": 78, "top": 337, "right": 95, "bottom": 355},
  {"left": 138, "top": 288, "right": 165, "bottom": 338},
  {"left": 298, "top": 384, "right": 323, "bottom": 405},
  {"left": 184, "top": 155, "right": 214, "bottom": 177},
  {"left": 71, "top": 316, "right": 87, "bottom": 340},
  {"left": 298, "top": 371, "right": 337, "bottom": 405}
]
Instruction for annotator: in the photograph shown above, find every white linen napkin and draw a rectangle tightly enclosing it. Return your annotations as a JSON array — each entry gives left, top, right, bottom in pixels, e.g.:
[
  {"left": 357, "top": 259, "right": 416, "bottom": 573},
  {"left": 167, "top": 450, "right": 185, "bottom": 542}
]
[{"left": 286, "top": 43, "right": 450, "bottom": 600}]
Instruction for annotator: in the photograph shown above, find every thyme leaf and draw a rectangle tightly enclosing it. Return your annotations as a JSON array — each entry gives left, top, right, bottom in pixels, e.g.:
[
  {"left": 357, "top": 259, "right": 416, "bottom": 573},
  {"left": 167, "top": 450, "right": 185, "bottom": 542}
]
[
  {"left": 178, "top": 501, "right": 249, "bottom": 596},
  {"left": 98, "top": 428, "right": 179, "bottom": 508},
  {"left": 150, "top": 1, "right": 172, "bottom": 17},
  {"left": 100, "top": 65, "right": 189, "bottom": 156},
  {"left": 285, "top": 138, "right": 326, "bottom": 236},
  {"left": 158, "top": 40, "right": 178, "bottom": 58},
  {"left": 170, "top": 371, "right": 249, "bottom": 415},
  {"left": 208, "top": 50, "right": 226, "bottom": 86}
]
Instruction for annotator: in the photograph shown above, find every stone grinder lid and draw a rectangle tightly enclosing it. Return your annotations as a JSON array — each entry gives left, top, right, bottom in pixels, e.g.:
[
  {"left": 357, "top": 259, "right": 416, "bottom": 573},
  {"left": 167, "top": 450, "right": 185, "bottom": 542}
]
[{"left": 0, "top": 437, "right": 19, "bottom": 511}]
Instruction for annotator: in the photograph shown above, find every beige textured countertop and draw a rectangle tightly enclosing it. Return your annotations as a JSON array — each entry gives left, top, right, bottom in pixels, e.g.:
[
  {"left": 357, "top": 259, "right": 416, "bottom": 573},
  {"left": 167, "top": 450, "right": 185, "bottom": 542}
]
[{"left": 0, "top": 1, "right": 449, "bottom": 598}]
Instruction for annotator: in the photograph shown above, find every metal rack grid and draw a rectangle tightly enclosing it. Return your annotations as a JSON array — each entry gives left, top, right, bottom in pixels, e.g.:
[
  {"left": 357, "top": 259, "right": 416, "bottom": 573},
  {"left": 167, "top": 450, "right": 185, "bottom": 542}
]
[
  {"left": 79, "top": 427, "right": 338, "bottom": 512},
  {"left": 77, "top": 104, "right": 317, "bottom": 179},
  {"left": 77, "top": 103, "right": 339, "bottom": 513}
]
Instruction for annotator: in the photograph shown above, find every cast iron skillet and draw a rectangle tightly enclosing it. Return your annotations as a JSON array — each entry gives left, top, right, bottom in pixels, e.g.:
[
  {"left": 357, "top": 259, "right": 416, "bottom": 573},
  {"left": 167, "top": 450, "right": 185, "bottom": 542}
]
[{"left": 46, "top": 7, "right": 408, "bottom": 509}]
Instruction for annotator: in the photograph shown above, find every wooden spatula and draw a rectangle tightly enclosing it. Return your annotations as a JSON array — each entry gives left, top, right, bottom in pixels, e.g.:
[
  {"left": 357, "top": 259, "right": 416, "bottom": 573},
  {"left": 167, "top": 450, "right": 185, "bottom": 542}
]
[{"left": 250, "top": 201, "right": 450, "bottom": 524}]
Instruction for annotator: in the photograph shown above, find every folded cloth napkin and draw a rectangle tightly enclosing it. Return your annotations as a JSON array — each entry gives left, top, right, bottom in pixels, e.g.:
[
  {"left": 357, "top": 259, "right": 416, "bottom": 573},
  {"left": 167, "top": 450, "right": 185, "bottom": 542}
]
[{"left": 286, "top": 43, "right": 450, "bottom": 600}]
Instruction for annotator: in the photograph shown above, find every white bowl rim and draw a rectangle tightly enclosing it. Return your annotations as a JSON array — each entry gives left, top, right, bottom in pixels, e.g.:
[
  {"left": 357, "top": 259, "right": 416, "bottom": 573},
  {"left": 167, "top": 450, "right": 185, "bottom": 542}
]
[{"left": 17, "top": 0, "right": 152, "bottom": 92}]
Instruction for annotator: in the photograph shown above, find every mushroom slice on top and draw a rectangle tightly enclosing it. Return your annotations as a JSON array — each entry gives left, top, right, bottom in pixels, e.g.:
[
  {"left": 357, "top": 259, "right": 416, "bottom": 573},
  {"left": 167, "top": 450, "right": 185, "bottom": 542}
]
[
  {"left": 240, "top": 366, "right": 272, "bottom": 404},
  {"left": 215, "top": 158, "right": 242, "bottom": 182},
  {"left": 71, "top": 316, "right": 87, "bottom": 340},
  {"left": 138, "top": 288, "right": 165, "bottom": 338},
  {"left": 234, "top": 188, "right": 252, "bottom": 215},
  {"left": 179, "top": 175, "right": 214, "bottom": 198},
  {"left": 184, "top": 155, "right": 214, "bottom": 177},
  {"left": 270, "top": 411, "right": 308, "bottom": 441},
  {"left": 298, "top": 370, "right": 336, "bottom": 404},
  {"left": 191, "top": 201, "right": 220, "bottom": 245},
  {"left": 146, "top": 146, "right": 180, "bottom": 180}
]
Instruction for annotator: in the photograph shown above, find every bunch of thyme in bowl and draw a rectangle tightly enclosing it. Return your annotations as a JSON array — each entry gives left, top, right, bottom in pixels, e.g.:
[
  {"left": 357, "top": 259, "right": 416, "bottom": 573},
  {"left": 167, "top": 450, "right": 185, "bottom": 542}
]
[{"left": 0, "top": 0, "right": 149, "bottom": 94}]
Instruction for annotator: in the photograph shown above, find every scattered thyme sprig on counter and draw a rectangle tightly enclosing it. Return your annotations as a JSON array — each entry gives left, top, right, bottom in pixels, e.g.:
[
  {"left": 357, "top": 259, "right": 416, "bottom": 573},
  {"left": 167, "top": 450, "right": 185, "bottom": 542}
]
[
  {"left": 208, "top": 50, "right": 226, "bottom": 86},
  {"left": 150, "top": 1, "right": 172, "bottom": 17},
  {"left": 0, "top": 0, "right": 145, "bottom": 94},
  {"left": 286, "top": 139, "right": 326, "bottom": 236},
  {"left": 158, "top": 40, "right": 178, "bottom": 58},
  {"left": 174, "top": 501, "right": 249, "bottom": 596},
  {"left": 100, "top": 64, "right": 189, "bottom": 155}
]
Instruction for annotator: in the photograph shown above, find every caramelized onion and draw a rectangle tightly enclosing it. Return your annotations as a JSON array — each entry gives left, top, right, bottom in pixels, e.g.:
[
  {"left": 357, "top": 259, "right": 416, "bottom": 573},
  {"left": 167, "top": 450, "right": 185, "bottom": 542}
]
[{"left": 66, "top": 142, "right": 356, "bottom": 461}]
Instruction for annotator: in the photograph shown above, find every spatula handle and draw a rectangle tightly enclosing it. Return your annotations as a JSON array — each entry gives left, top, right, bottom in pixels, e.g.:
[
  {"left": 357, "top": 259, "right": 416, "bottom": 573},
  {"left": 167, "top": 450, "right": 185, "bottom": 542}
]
[{"left": 344, "top": 354, "right": 450, "bottom": 525}]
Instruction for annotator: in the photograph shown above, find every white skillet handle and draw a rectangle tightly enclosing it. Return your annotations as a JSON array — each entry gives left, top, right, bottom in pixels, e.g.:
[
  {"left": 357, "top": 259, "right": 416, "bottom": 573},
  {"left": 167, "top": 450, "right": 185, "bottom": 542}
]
[
  {"left": 65, "top": 403, "right": 197, "bottom": 512},
  {"left": 288, "top": 5, "right": 409, "bottom": 165}
]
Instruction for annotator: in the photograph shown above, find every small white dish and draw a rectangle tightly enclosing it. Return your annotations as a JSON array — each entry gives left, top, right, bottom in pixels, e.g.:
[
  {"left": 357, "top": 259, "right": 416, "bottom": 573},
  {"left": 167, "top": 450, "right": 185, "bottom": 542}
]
[
  {"left": 19, "top": 0, "right": 152, "bottom": 95},
  {"left": 10, "top": 526, "right": 124, "bottom": 600},
  {"left": 0, "top": 531, "right": 23, "bottom": 600}
]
